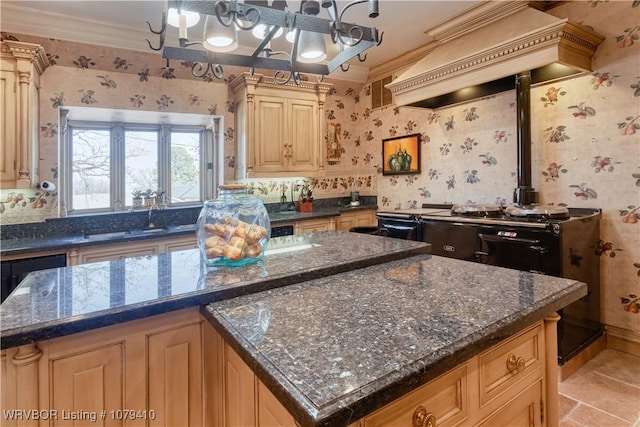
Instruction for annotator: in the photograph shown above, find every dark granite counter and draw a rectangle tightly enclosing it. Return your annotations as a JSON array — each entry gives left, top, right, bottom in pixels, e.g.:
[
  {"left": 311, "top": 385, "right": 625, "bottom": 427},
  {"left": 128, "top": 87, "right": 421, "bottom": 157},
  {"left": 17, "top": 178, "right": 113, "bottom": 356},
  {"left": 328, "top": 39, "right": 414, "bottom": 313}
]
[
  {"left": 0, "top": 232, "right": 425, "bottom": 349},
  {"left": 0, "top": 205, "right": 378, "bottom": 258},
  {"left": 203, "top": 256, "right": 587, "bottom": 426}
]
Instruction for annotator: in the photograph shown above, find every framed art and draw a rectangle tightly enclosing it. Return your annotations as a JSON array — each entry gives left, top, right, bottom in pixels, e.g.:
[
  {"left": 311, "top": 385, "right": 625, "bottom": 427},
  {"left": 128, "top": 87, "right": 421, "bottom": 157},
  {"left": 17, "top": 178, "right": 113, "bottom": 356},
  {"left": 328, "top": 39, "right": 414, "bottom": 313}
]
[
  {"left": 382, "top": 133, "right": 421, "bottom": 175},
  {"left": 326, "top": 122, "right": 343, "bottom": 163}
]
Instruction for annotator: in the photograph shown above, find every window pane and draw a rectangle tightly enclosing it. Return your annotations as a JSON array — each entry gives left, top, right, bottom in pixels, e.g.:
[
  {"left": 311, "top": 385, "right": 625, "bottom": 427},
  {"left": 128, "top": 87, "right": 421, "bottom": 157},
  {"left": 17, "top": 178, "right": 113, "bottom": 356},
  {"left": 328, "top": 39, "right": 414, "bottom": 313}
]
[
  {"left": 125, "top": 131, "right": 159, "bottom": 197},
  {"left": 170, "top": 131, "right": 201, "bottom": 203},
  {"left": 71, "top": 129, "right": 111, "bottom": 210}
]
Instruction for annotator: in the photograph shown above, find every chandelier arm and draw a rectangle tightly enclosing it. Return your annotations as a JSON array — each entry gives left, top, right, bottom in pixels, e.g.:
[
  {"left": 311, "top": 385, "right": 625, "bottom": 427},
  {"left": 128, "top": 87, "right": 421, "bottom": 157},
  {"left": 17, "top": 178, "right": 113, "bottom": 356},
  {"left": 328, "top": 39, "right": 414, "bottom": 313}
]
[
  {"left": 325, "top": 38, "right": 376, "bottom": 74},
  {"left": 146, "top": 37, "right": 164, "bottom": 51},
  {"left": 336, "top": 25, "right": 364, "bottom": 46},
  {"left": 357, "top": 53, "right": 366, "bottom": 62},
  {"left": 191, "top": 62, "right": 212, "bottom": 78},
  {"left": 293, "top": 72, "right": 302, "bottom": 85},
  {"left": 340, "top": 63, "right": 350, "bottom": 72},
  {"left": 211, "top": 64, "right": 225, "bottom": 79},
  {"left": 234, "top": 5, "right": 261, "bottom": 30},
  {"left": 145, "top": 14, "right": 166, "bottom": 51},
  {"left": 213, "top": 1, "right": 234, "bottom": 27},
  {"left": 251, "top": 26, "right": 280, "bottom": 58},
  {"left": 337, "top": 0, "right": 368, "bottom": 24},
  {"left": 145, "top": 19, "right": 166, "bottom": 36},
  {"left": 274, "top": 70, "right": 293, "bottom": 85}
]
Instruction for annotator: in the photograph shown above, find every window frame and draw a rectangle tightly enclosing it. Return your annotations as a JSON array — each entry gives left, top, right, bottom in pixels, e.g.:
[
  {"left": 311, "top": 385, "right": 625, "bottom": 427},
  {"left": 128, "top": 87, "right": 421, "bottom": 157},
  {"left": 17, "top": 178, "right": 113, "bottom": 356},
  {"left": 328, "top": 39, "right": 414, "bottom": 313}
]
[{"left": 59, "top": 108, "right": 223, "bottom": 215}]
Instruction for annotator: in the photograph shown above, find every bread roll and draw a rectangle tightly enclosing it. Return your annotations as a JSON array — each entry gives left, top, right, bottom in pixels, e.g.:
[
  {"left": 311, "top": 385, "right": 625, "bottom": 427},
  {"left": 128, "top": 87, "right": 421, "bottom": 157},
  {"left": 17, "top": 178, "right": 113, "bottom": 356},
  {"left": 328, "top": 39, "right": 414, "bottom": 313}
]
[
  {"left": 223, "top": 236, "right": 245, "bottom": 261},
  {"left": 244, "top": 244, "right": 262, "bottom": 258}
]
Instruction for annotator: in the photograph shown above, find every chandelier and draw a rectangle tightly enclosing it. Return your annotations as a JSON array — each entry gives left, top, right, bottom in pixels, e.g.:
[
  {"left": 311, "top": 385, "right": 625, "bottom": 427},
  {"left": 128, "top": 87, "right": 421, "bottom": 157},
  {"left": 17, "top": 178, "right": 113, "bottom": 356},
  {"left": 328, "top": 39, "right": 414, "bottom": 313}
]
[{"left": 146, "top": 0, "right": 382, "bottom": 85}]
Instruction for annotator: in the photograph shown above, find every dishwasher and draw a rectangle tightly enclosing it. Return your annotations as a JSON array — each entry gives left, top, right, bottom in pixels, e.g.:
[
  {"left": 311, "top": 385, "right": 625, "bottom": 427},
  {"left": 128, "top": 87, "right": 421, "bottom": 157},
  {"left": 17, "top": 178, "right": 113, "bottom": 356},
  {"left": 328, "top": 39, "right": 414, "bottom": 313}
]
[{"left": 1, "top": 253, "right": 67, "bottom": 302}]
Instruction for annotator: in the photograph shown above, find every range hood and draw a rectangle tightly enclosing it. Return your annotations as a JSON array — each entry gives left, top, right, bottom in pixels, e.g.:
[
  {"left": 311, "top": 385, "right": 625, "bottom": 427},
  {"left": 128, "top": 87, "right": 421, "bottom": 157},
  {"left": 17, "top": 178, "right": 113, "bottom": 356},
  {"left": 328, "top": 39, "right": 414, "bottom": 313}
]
[{"left": 387, "top": 1, "right": 605, "bottom": 109}]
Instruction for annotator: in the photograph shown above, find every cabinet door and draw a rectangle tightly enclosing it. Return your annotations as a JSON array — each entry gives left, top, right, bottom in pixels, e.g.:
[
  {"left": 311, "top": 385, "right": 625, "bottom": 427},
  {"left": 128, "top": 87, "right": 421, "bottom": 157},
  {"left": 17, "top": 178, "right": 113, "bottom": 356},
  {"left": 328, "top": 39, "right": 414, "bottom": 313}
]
[
  {"left": 257, "top": 381, "right": 296, "bottom": 427},
  {"left": 162, "top": 235, "right": 198, "bottom": 252},
  {"left": 336, "top": 211, "right": 376, "bottom": 231},
  {"left": 49, "top": 342, "right": 125, "bottom": 427},
  {"left": 288, "top": 99, "right": 318, "bottom": 172},
  {"left": 76, "top": 242, "right": 159, "bottom": 264},
  {"left": 296, "top": 218, "right": 331, "bottom": 234},
  {"left": 476, "top": 380, "right": 542, "bottom": 427},
  {"left": 0, "top": 67, "right": 17, "bottom": 186},
  {"left": 147, "top": 322, "right": 203, "bottom": 426},
  {"left": 225, "top": 343, "right": 256, "bottom": 427},
  {"left": 255, "top": 96, "right": 286, "bottom": 173},
  {"left": 363, "top": 364, "right": 470, "bottom": 427}
]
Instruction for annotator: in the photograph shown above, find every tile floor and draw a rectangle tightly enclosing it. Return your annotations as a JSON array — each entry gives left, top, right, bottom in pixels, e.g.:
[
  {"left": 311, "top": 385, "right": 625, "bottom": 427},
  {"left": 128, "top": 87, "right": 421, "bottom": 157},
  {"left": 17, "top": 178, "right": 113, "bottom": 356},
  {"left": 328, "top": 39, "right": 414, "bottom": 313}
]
[{"left": 559, "top": 349, "right": 640, "bottom": 426}]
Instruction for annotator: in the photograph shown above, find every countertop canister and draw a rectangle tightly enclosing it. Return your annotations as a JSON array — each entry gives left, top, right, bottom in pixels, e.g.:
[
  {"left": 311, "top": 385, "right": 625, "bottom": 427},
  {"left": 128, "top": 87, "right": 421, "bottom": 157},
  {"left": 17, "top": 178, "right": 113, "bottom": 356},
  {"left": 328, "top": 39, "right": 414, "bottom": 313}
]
[{"left": 197, "top": 184, "right": 271, "bottom": 267}]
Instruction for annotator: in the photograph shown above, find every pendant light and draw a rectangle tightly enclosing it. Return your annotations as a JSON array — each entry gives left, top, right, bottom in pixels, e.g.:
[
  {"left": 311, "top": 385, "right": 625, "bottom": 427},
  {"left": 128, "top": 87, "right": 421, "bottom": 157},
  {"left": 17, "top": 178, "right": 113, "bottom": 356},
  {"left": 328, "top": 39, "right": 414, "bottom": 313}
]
[
  {"left": 297, "top": 31, "right": 327, "bottom": 63},
  {"left": 296, "top": 1, "right": 326, "bottom": 63},
  {"left": 202, "top": 15, "right": 238, "bottom": 52}
]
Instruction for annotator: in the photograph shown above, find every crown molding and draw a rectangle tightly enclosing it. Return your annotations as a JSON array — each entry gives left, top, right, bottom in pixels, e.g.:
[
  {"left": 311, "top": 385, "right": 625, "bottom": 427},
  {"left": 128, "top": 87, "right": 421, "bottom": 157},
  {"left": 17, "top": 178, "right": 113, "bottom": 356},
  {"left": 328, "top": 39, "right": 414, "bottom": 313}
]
[{"left": 0, "top": 3, "right": 153, "bottom": 52}]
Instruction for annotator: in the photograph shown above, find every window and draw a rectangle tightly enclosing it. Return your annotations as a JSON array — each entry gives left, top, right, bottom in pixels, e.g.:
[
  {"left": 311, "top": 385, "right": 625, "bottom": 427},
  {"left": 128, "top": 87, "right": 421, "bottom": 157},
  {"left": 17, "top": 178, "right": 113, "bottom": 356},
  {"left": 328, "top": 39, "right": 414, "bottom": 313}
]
[{"left": 60, "top": 107, "right": 223, "bottom": 213}]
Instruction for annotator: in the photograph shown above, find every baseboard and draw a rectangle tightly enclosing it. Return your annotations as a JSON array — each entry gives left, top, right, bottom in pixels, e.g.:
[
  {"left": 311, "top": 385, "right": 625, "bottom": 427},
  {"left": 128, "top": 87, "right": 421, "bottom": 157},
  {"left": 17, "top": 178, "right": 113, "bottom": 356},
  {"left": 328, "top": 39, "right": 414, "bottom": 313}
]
[
  {"left": 605, "top": 325, "right": 640, "bottom": 357},
  {"left": 558, "top": 333, "right": 607, "bottom": 382}
]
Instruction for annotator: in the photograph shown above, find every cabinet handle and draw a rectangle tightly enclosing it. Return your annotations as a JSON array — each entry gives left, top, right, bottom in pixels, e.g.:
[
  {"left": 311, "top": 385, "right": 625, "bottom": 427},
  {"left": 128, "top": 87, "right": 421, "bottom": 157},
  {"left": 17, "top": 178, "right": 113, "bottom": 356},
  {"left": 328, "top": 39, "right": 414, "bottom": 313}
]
[
  {"left": 412, "top": 406, "right": 436, "bottom": 427},
  {"left": 283, "top": 143, "right": 294, "bottom": 158},
  {"left": 506, "top": 353, "right": 526, "bottom": 373}
]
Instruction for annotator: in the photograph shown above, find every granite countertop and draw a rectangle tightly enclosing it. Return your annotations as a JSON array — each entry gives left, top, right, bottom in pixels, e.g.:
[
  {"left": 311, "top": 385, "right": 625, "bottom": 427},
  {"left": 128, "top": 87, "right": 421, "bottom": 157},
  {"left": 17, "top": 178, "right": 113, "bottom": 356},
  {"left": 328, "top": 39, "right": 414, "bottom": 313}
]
[
  {"left": 0, "top": 232, "right": 426, "bottom": 349},
  {"left": 203, "top": 255, "right": 587, "bottom": 426},
  {"left": 0, "top": 205, "right": 378, "bottom": 257}
]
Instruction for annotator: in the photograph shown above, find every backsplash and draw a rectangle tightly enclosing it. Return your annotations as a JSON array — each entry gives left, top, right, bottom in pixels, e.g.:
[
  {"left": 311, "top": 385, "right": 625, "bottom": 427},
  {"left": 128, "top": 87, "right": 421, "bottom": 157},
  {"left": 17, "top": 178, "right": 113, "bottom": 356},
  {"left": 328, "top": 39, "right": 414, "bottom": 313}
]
[{"left": 0, "top": 189, "right": 58, "bottom": 224}]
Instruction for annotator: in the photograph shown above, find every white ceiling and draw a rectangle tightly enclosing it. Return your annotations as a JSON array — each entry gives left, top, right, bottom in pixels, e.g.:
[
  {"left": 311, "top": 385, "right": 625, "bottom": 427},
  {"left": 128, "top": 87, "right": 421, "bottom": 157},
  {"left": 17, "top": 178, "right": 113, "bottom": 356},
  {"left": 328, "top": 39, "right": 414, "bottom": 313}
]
[{"left": 0, "top": 0, "right": 482, "bottom": 80}]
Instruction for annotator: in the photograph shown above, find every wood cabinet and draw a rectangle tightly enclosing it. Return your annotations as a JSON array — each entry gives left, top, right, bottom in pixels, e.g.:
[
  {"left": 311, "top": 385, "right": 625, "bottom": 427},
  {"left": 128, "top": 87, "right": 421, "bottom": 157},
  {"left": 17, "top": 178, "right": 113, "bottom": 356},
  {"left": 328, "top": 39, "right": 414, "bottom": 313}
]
[
  {"left": 295, "top": 217, "right": 334, "bottom": 234},
  {"left": 1, "top": 308, "right": 204, "bottom": 427},
  {"left": 335, "top": 209, "right": 377, "bottom": 232},
  {"left": 207, "top": 328, "right": 297, "bottom": 427},
  {"left": 362, "top": 363, "right": 471, "bottom": 427},
  {"left": 0, "top": 41, "right": 49, "bottom": 189},
  {"left": 68, "top": 234, "right": 197, "bottom": 265},
  {"left": 211, "top": 319, "right": 556, "bottom": 427},
  {"left": 361, "top": 320, "right": 549, "bottom": 427},
  {"left": 254, "top": 95, "right": 318, "bottom": 173},
  {"left": 230, "top": 73, "right": 332, "bottom": 178}
]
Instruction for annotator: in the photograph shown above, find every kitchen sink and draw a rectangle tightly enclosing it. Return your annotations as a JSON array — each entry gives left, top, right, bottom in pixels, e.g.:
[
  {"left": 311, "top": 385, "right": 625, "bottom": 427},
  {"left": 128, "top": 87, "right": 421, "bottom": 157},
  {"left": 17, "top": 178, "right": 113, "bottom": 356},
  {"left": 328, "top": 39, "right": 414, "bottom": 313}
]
[
  {"left": 168, "top": 224, "right": 197, "bottom": 232},
  {"left": 129, "top": 228, "right": 167, "bottom": 235},
  {"left": 83, "top": 230, "right": 131, "bottom": 240},
  {"left": 84, "top": 228, "right": 168, "bottom": 240}
]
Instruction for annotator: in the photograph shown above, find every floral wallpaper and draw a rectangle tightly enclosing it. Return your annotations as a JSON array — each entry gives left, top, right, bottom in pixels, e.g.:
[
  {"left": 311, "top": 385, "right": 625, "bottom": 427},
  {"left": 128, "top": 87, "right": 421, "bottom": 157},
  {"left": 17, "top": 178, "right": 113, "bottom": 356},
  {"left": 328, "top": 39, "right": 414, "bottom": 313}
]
[{"left": 1, "top": 1, "right": 638, "bottom": 342}]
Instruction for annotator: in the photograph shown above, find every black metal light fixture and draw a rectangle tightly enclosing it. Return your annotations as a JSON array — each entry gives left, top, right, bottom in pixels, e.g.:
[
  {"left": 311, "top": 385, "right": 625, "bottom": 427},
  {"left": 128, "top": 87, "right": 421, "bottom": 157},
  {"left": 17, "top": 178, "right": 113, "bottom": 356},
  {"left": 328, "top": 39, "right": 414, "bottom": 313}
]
[{"left": 146, "top": 0, "right": 382, "bottom": 85}]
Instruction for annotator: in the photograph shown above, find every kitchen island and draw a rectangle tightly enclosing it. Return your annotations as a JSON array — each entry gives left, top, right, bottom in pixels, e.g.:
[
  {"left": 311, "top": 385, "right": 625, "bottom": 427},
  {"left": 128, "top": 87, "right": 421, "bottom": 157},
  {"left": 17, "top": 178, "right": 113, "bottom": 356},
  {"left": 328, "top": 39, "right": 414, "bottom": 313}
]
[{"left": 0, "top": 232, "right": 585, "bottom": 427}]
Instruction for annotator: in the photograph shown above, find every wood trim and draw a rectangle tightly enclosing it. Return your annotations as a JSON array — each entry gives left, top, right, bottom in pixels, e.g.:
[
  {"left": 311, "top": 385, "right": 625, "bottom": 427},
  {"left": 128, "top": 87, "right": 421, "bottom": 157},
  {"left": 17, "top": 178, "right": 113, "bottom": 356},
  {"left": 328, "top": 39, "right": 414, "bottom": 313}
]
[
  {"left": 605, "top": 325, "right": 640, "bottom": 357},
  {"left": 543, "top": 313, "right": 560, "bottom": 427}
]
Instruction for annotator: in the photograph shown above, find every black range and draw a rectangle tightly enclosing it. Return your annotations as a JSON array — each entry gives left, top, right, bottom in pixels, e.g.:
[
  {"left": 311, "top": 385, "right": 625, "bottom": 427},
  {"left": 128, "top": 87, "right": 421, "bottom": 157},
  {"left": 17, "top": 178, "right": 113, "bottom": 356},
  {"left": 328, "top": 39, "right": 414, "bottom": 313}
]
[{"left": 377, "top": 203, "right": 602, "bottom": 365}]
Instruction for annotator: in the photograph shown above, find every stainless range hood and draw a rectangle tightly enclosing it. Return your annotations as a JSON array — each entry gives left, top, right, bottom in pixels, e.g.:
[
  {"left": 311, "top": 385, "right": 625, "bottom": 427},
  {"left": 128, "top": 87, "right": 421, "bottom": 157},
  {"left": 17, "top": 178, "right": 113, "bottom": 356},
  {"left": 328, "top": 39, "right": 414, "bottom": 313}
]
[{"left": 387, "top": 1, "right": 605, "bottom": 109}]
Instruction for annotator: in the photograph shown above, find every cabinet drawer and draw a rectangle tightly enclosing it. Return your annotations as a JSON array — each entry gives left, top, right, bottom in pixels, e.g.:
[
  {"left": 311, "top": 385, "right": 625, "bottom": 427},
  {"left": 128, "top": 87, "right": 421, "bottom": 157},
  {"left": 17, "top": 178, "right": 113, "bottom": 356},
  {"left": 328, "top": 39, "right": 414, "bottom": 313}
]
[
  {"left": 363, "top": 364, "right": 469, "bottom": 427},
  {"left": 476, "top": 379, "right": 543, "bottom": 427},
  {"left": 478, "top": 321, "right": 544, "bottom": 407}
]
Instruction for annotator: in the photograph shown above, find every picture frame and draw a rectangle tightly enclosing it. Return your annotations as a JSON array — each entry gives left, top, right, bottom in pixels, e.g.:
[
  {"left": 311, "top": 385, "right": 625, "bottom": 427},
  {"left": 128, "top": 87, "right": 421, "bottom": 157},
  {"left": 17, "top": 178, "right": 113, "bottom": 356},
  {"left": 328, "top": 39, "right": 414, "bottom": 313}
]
[{"left": 382, "top": 133, "right": 421, "bottom": 175}]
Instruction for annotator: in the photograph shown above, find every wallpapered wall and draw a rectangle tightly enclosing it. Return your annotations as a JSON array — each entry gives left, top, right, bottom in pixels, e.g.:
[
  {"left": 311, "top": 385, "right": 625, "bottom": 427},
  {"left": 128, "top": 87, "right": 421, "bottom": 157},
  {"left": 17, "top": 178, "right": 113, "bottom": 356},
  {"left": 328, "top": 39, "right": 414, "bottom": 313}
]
[{"left": 0, "top": 1, "right": 638, "bottom": 338}]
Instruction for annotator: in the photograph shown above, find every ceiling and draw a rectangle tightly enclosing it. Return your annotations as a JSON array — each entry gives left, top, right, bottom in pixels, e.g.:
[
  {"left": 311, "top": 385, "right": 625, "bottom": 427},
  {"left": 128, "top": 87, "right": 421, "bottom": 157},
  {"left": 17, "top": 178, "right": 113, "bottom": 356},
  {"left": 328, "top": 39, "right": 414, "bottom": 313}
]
[{"left": 0, "top": 0, "right": 482, "bottom": 81}]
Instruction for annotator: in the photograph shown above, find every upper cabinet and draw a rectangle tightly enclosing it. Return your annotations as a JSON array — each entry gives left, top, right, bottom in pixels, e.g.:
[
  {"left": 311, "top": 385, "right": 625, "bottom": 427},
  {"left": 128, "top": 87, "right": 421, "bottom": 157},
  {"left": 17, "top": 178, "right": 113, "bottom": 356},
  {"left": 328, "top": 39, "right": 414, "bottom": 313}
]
[
  {"left": 0, "top": 41, "right": 50, "bottom": 189},
  {"left": 231, "top": 73, "right": 332, "bottom": 178}
]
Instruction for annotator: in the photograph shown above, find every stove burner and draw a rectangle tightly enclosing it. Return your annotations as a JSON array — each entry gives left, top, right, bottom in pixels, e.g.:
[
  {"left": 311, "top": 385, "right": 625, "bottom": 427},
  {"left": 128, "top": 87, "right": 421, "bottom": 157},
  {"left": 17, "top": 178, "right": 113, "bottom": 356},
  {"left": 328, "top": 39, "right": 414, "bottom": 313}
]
[
  {"left": 504, "top": 205, "right": 570, "bottom": 220},
  {"left": 451, "top": 204, "right": 503, "bottom": 218}
]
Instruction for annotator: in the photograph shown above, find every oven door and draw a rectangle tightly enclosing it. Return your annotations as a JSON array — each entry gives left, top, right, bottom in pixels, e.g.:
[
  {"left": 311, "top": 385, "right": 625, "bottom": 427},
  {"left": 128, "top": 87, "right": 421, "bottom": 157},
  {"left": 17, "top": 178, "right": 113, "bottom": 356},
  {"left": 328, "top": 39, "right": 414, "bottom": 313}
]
[
  {"left": 421, "top": 220, "right": 479, "bottom": 261},
  {"left": 377, "top": 216, "right": 419, "bottom": 240},
  {"left": 477, "top": 229, "right": 555, "bottom": 274}
]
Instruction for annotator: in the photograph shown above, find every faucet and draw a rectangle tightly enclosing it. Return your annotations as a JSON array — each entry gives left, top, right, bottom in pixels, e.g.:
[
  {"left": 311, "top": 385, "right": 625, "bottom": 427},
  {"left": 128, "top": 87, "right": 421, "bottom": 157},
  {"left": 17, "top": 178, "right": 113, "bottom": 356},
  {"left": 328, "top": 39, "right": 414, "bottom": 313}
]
[{"left": 147, "top": 202, "right": 158, "bottom": 229}]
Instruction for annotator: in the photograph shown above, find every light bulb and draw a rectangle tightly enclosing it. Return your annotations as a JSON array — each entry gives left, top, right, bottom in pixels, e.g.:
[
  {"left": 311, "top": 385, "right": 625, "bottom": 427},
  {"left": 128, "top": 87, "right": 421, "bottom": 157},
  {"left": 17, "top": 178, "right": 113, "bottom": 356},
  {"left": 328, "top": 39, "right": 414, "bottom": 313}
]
[{"left": 167, "top": 8, "right": 200, "bottom": 28}]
